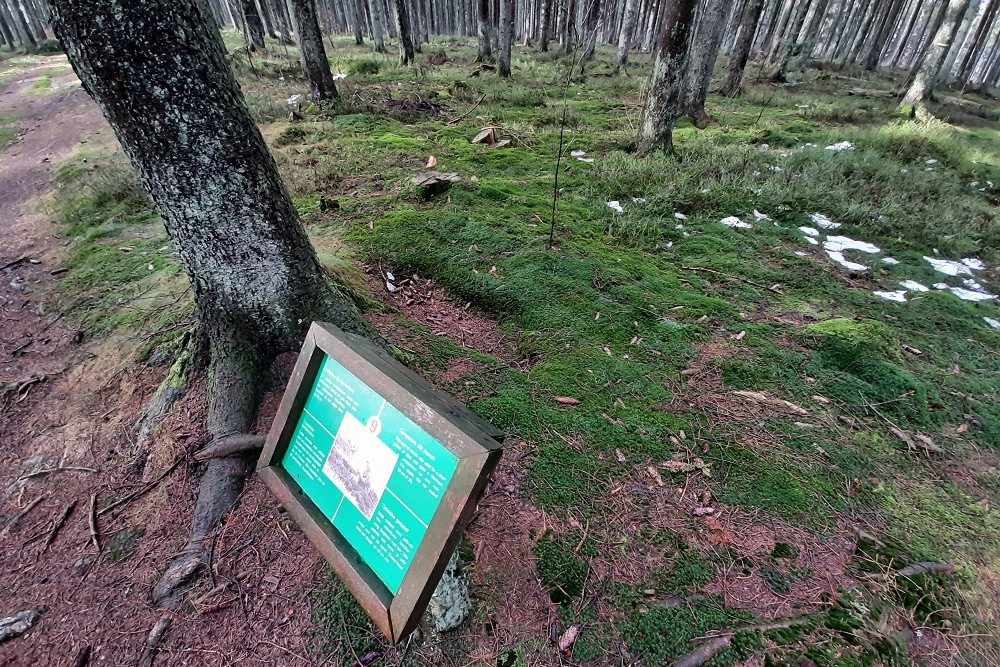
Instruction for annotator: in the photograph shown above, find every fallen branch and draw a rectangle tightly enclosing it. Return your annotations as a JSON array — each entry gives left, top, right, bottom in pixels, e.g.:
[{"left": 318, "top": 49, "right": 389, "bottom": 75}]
[
  {"left": 0, "top": 494, "right": 47, "bottom": 538},
  {"left": 97, "top": 458, "right": 182, "bottom": 517},
  {"left": 681, "top": 266, "right": 783, "bottom": 294},
  {"left": 137, "top": 614, "right": 172, "bottom": 667},
  {"left": 446, "top": 93, "right": 487, "bottom": 125},
  {"left": 671, "top": 616, "right": 812, "bottom": 667},
  {"left": 43, "top": 501, "right": 77, "bottom": 552},
  {"left": 0, "top": 255, "right": 29, "bottom": 272},
  {"left": 194, "top": 434, "right": 265, "bottom": 461},
  {"left": 17, "top": 466, "right": 98, "bottom": 482},
  {"left": 88, "top": 493, "right": 100, "bottom": 552},
  {"left": 893, "top": 562, "right": 954, "bottom": 579}
]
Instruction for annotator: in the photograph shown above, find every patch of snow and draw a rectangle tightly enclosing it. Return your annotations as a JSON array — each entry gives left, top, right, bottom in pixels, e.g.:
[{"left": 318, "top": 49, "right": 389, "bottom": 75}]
[
  {"left": 803, "top": 236, "right": 819, "bottom": 245},
  {"left": 794, "top": 251, "right": 810, "bottom": 257},
  {"left": 945, "top": 287, "right": 996, "bottom": 302},
  {"left": 900, "top": 280, "right": 929, "bottom": 292},
  {"left": 799, "top": 226, "right": 820, "bottom": 237},
  {"left": 824, "top": 236, "right": 880, "bottom": 254},
  {"left": 933, "top": 283, "right": 950, "bottom": 290},
  {"left": 606, "top": 200, "right": 624, "bottom": 214},
  {"left": 809, "top": 213, "right": 840, "bottom": 229},
  {"left": 826, "top": 251, "right": 868, "bottom": 272},
  {"left": 825, "top": 141, "right": 854, "bottom": 152},
  {"left": 576, "top": 157, "right": 594, "bottom": 163},
  {"left": 674, "top": 212, "right": 688, "bottom": 220},
  {"left": 753, "top": 209, "right": 772, "bottom": 221},
  {"left": 900, "top": 168, "right": 909, "bottom": 174},
  {"left": 720, "top": 216, "right": 752, "bottom": 229},
  {"left": 874, "top": 290, "right": 907, "bottom": 302},
  {"left": 795, "top": 104, "right": 810, "bottom": 108},
  {"left": 924, "top": 256, "right": 973, "bottom": 276},
  {"left": 631, "top": 197, "right": 646, "bottom": 204},
  {"left": 332, "top": 72, "right": 347, "bottom": 80},
  {"left": 964, "top": 278, "right": 986, "bottom": 291},
  {"left": 769, "top": 166, "right": 784, "bottom": 173},
  {"left": 675, "top": 224, "right": 684, "bottom": 229},
  {"left": 881, "top": 257, "right": 900, "bottom": 265},
  {"left": 984, "top": 317, "right": 1000, "bottom": 330},
  {"left": 286, "top": 94, "right": 302, "bottom": 105},
  {"left": 925, "top": 159, "right": 938, "bottom": 165},
  {"left": 570, "top": 150, "right": 586, "bottom": 157},
  {"left": 962, "top": 258, "right": 986, "bottom": 270}
]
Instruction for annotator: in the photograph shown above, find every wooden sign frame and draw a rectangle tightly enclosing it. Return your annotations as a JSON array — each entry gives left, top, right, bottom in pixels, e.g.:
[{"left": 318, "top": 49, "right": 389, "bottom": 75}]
[{"left": 256, "top": 322, "right": 503, "bottom": 643}]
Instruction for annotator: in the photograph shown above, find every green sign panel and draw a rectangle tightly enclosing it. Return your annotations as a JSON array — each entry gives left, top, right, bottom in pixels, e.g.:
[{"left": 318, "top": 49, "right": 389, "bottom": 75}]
[
  {"left": 257, "top": 322, "right": 502, "bottom": 643},
  {"left": 281, "top": 355, "right": 459, "bottom": 593}
]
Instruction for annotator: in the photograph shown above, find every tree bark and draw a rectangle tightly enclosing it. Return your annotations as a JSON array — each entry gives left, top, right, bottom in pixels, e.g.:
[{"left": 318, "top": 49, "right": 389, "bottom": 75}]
[
  {"left": 290, "top": 0, "right": 337, "bottom": 101},
  {"left": 242, "top": 0, "right": 266, "bottom": 48},
  {"left": 498, "top": 0, "right": 513, "bottom": 75},
  {"left": 636, "top": 0, "right": 699, "bottom": 154},
  {"left": 539, "top": 0, "right": 552, "bottom": 50},
  {"left": 900, "top": 0, "right": 971, "bottom": 113},
  {"left": 615, "top": 0, "right": 640, "bottom": 70},
  {"left": 476, "top": 0, "right": 492, "bottom": 59},
  {"left": 51, "top": 0, "right": 365, "bottom": 608},
  {"left": 7, "top": 0, "right": 37, "bottom": 48},
  {"left": 721, "top": 0, "right": 765, "bottom": 95},
  {"left": 957, "top": 0, "right": 998, "bottom": 82},
  {"left": 679, "top": 0, "right": 728, "bottom": 124},
  {"left": 369, "top": 0, "right": 387, "bottom": 51},
  {"left": 862, "top": 0, "right": 906, "bottom": 69},
  {"left": 0, "top": 6, "right": 15, "bottom": 48},
  {"left": 394, "top": 0, "right": 415, "bottom": 62}
]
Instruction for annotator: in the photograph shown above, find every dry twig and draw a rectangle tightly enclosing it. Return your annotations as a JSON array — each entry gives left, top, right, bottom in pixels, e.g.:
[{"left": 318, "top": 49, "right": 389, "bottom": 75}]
[
  {"left": 98, "top": 458, "right": 182, "bottom": 517},
  {"left": 42, "top": 501, "right": 77, "bottom": 552},
  {"left": 88, "top": 493, "right": 100, "bottom": 552},
  {"left": 0, "top": 494, "right": 47, "bottom": 538}
]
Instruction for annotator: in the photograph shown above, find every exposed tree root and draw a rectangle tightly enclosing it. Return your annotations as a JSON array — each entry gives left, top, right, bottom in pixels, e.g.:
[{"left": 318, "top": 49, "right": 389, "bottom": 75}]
[
  {"left": 670, "top": 616, "right": 812, "bottom": 667},
  {"left": 194, "top": 433, "right": 265, "bottom": 461},
  {"left": 137, "top": 614, "right": 172, "bottom": 667},
  {"left": 133, "top": 335, "right": 195, "bottom": 457},
  {"left": 152, "top": 335, "right": 260, "bottom": 610}
]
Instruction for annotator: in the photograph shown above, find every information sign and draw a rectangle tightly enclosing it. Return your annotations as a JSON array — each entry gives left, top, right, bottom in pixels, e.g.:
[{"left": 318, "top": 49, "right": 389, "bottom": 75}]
[{"left": 256, "top": 322, "right": 503, "bottom": 642}]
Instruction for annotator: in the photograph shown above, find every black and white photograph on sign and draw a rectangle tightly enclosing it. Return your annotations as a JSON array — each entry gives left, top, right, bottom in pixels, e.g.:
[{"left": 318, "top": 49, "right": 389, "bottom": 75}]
[{"left": 323, "top": 412, "right": 399, "bottom": 519}]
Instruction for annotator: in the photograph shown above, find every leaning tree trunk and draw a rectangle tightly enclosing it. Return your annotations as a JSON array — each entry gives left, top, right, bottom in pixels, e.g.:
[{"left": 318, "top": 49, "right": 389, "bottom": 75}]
[
  {"left": 242, "top": 0, "right": 266, "bottom": 48},
  {"left": 679, "top": 0, "right": 728, "bottom": 124},
  {"left": 722, "top": 0, "right": 765, "bottom": 96},
  {"left": 290, "top": 0, "right": 337, "bottom": 101},
  {"left": 0, "top": 7, "right": 15, "bottom": 49},
  {"left": 394, "top": 0, "right": 415, "bottom": 62},
  {"left": 636, "top": 0, "right": 699, "bottom": 154},
  {"left": 900, "top": 0, "right": 971, "bottom": 114},
  {"left": 8, "top": 0, "right": 38, "bottom": 49},
  {"left": 51, "top": 0, "right": 366, "bottom": 610},
  {"left": 498, "top": 0, "right": 514, "bottom": 75},
  {"left": 615, "top": 0, "right": 640, "bottom": 71},
  {"left": 476, "top": 0, "right": 492, "bottom": 59}
]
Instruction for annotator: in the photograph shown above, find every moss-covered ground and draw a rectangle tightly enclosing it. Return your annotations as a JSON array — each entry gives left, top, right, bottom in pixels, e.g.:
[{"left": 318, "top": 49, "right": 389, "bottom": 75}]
[{"left": 37, "top": 33, "right": 1000, "bottom": 666}]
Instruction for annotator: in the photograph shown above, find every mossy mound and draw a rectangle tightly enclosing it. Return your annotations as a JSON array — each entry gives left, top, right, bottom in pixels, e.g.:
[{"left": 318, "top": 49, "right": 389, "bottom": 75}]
[{"left": 804, "top": 318, "right": 899, "bottom": 369}]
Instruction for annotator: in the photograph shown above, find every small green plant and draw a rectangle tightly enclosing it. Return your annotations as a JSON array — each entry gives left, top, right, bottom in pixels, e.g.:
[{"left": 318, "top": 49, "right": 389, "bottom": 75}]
[
  {"left": 534, "top": 533, "right": 588, "bottom": 605},
  {"left": 348, "top": 59, "right": 380, "bottom": 76}
]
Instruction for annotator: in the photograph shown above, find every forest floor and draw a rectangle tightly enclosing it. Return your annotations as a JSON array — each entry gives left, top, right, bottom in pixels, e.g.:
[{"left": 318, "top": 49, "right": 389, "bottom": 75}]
[{"left": 1, "top": 36, "right": 999, "bottom": 667}]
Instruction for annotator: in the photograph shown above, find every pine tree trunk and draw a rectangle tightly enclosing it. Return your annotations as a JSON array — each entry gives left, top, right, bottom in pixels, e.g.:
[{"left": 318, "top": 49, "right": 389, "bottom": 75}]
[
  {"left": 498, "top": 0, "right": 513, "bottom": 75},
  {"left": 369, "top": 0, "right": 387, "bottom": 51},
  {"left": 242, "top": 0, "right": 266, "bottom": 48},
  {"left": 257, "top": 0, "right": 279, "bottom": 38},
  {"left": 8, "top": 0, "right": 37, "bottom": 48},
  {"left": 51, "top": 0, "right": 366, "bottom": 608},
  {"left": 394, "top": 0, "right": 415, "bottom": 62},
  {"left": 0, "top": 7, "right": 15, "bottom": 48},
  {"left": 559, "top": 0, "right": 575, "bottom": 55},
  {"left": 900, "top": 0, "right": 971, "bottom": 113},
  {"left": 581, "top": 0, "right": 600, "bottom": 61},
  {"left": 721, "top": 0, "right": 765, "bottom": 95},
  {"left": 615, "top": 0, "right": 640, "bottom": 70},
  {"left": 862, "top": 0, "right": 906, "bottom": 69},
  {"left": 539, "top": 0, "right": 552, "bottom": 50},
  {"left": 636, "top": 0, "right": 699, "bottom": 154},
  {"left": 477, "top": 0, "right": 492, "bottom": 59},
  {"left": 789, "top": 0, "right": 831, "bottom": 70},
  {"left": 291, "top": 0, "right": 337, "bottom": 101},
  {"left": 958, "top": 0, "right": 998, "bottom": 81},
  {"left": 680, "top": 0, "right": 728, "bottom": 123}
]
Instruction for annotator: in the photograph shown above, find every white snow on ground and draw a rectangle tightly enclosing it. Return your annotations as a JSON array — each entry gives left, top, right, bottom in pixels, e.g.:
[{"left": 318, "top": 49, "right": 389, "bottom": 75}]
[
  {"left": 795, "top": 251, "right": 810, "bottom": 257},
  {"left": 720, "top": 216, "right": 752, "bottom": 229},
  {"left": 286, "top": 94, "right": 301, "bottom": 105},
  {"left": 900, "top": 280, "right": 929, "bottom": 292},
  {"left": 570, "top": 150, "right": 586, "bottom": 157},
  {"left": 631, "top": 197, "right": 646, "bottom": 204},
  {"left": 577, "top": 157, "right": 595, "bottom": 163},
  {"left": 824, "top": 236, "right": 881, "bottom": 253},
  {"left": 606, "top": 200, "right": 624, "bottom": 214},
  {"left": 963, "top": 258, "right": 986, "bottom": 270},
  {"left": 825, "top": 141, "right": 854, "bottom": 152},
  {"left": 826, "top": 251, "right": 868, "bottom": 271},
  {"left": 881, "top": 257, "right": 900, "bottom": 265},
  {"left": 674, "top": 212, "right": 688, "bottom": 220},
  {"left": 753, "top": 209, "right": 772, "bottom": 221},
  {"left": 874, "top": 290, "right": 907, "bottom": 302},
  {"left": 799, "top": 226, "right": 820, "bottom": 237},
  {"left": 924, "top": 256, "right": 977, "bottom": 276},
  {"left": 803, "top": 236, "right": 819, "bottom": 245},
  {"left": 810, "top": 213, "right": 841, "bottom": 229},
  {"left": 985, "top": 317, "right": 1000, "bottom": 330},
  {"left": 332, "top": 72, "right": 347, "bottom": 80},
  {"left": 932, "top": 283, "right": 997, "bottom": 302}
]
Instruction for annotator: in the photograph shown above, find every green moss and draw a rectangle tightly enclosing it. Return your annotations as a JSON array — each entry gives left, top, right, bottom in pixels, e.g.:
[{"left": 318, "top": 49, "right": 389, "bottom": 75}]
[
  {"left": 534, "top": 533, "right": 589, "bottom": 605},
  {"left": 309, "top": 572, "right": 387, "bottom": 664}
]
